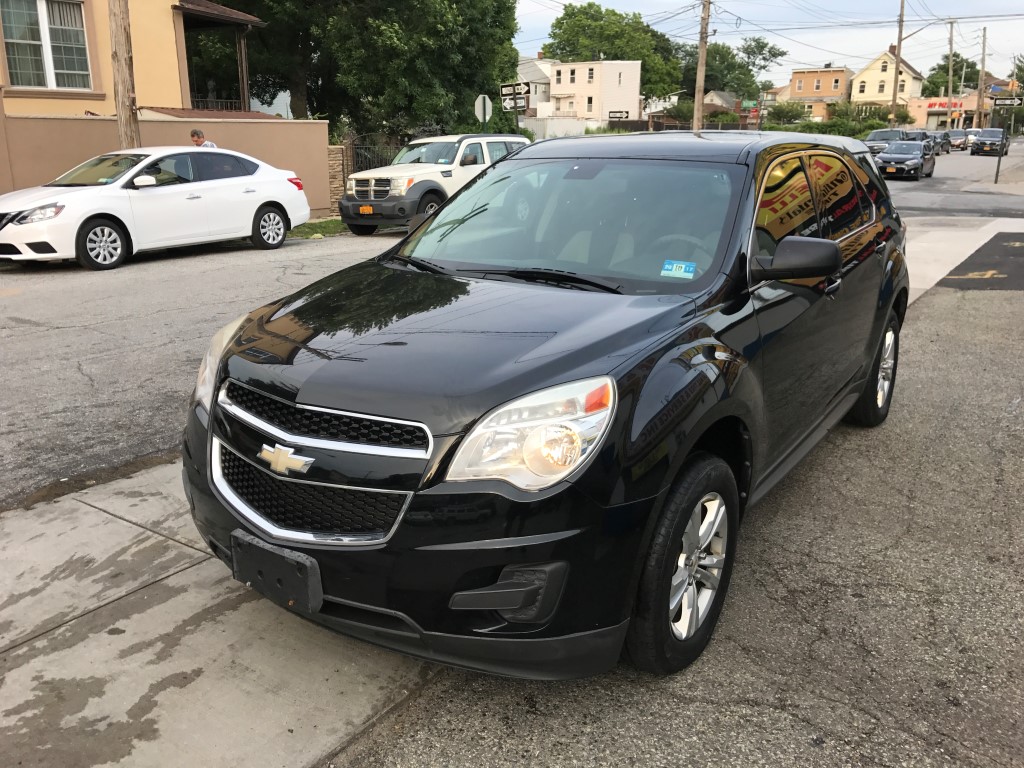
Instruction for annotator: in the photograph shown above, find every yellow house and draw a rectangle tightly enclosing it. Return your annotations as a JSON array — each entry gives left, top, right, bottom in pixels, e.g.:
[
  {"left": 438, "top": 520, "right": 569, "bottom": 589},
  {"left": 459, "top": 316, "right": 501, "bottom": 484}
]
[
  {"left": 850, "top": 45, "right": 924, "bottom": 109},
  {"left": 0, "top": 0, "right": 262, "bottom": 116}
]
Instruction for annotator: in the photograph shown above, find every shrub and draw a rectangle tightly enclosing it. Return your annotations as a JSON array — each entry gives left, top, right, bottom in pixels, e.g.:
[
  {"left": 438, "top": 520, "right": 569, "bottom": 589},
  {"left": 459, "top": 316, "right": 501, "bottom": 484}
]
[{"left": 708, "top": 111, "right": 740, "bottom": 124}]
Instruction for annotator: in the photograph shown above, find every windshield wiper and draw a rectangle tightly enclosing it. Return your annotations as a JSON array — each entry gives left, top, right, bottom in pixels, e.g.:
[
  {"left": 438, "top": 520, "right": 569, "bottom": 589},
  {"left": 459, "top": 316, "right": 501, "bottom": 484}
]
[
  {"left": 458, "top": 267, "right": 623, "bottom": 294},
  {"left": 379, "top": 252, "right": 448, "bottom": 274}
]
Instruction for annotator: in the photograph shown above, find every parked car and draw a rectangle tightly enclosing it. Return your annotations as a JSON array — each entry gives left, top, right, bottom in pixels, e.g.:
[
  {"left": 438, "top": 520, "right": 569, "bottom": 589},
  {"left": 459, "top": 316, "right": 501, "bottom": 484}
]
[
  {"left": 903, "top": 129, "right": 935, "bottom": 151},
  {"left": 183, "top": 131, "right": 909, "bottom": 680},
  {"left": 339, "top": 134, "right": 530, "bottom": 236},
  {"left": 965, "top": 128, "right": 982, "bottom": 147},
  {"left": 863, "top": 128, "right": 908, "bottom": 154},
  {"left": 971, "top": 128, "right": 1009, "bottom": 156},
  {"left": 948, "top": 129, "right": 969, "bottom": 151},
  {"left": 0, "top": 147, "right": 309, "bottom": 270},
  {"left": 875, "top": 140, "right": 936, "bottom": 180},
  {"left": 927, "top": 131, "right": 952, "bottom": 154}
]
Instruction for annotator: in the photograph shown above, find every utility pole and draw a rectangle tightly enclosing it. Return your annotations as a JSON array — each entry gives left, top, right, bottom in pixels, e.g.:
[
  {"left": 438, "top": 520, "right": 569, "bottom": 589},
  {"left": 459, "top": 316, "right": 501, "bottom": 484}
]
[
  {"left": 693, "top": 0, "right": 712, "bottom": 137},
  {"left": 946, "top": 21, "right": 954, "bottom": 129},
  {"left": 889, "top": 0, "right": 906, "bottom": 127},
  {"left": 978, "top": 27, "right": 987, "bottom": 129},
  {"left": 109, "top": 0, "right": 141, "bottom": 148}
]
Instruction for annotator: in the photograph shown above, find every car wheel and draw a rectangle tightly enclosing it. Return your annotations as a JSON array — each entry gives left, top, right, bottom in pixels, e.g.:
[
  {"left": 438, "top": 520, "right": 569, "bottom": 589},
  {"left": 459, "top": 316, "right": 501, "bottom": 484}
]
[
  {"left": 417, "top": 193, "right": 444, "bottom": 217},
  {"left": 251, "top": 206, "right": 287, "bottom": 250},
  {"left": 76, "top": 218, "right": 128, "bottom": 270},
  {"left": 625, "top": 453, "right": 739, "bottom": 676},
  {"left": 844, "top": 309, "right": 900, "bottom": 427},
  {"left": 347, "top": 223, "right": 378, "bottom": 236}
]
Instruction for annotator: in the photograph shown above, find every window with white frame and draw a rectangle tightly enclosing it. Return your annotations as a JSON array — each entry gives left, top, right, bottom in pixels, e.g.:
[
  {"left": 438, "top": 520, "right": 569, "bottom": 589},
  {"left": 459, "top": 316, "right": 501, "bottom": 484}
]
[
  {"left": 586, "top": 95, "right": 592, "bottom": 112},
  {"left": 832, "top": 78, "right": 840, "bottom": 90},
  {"left": 814, "top": 78, "right": 821, "bottom": 90},
  {"left": 1, "top": 0, "right": 91, "bottom": 89},
  {"left": 878, "top": 81, "right": 885, "bottom": 93},
  {"left": 898, "top": 80, "right": 905, "bottom": 93},
  {"left": 858, "top": 81, "right": 866, "bottom": 93},
  {"left": 880, "top": 60, "right": 888, "bottom": 73},
  {"left": 587, "top": 67, "right": 593, "bottom": 83},
  {"left": 796, "top": 79, "right": 803, "bottom": 91},
  {"left": 555, "top": 69, "right": 561, "bottom": 85},
  {"left": 618, "top": 72, "right": 621, "bottom": 86},
  {"left": 569, "top": 68, "right": 575, "bottom": 84}
]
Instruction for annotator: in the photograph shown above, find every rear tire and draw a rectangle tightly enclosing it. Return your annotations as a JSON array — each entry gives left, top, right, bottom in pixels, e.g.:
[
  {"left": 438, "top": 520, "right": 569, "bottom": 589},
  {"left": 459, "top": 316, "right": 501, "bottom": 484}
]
[
  {"left": 251, "top": 205, "right": 287, "bottom": 250},
  {"left": 347, "top": 223, "right": 378, "bottom": 236},
  {"left": 76, "top": 218, "right": 128, "bottom": 270},
  {"left": 845, "top": 309, "right": 900, "bottom": 427},
  {"left": 625, "top": 454, "right": 739, "bottom": 676}
]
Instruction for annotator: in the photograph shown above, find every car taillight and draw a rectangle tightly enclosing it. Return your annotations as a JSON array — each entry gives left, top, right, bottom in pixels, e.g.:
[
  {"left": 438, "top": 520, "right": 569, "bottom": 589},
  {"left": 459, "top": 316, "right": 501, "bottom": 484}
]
[{"left": 288, "top": 177, "right": 303, "bottom": 191}]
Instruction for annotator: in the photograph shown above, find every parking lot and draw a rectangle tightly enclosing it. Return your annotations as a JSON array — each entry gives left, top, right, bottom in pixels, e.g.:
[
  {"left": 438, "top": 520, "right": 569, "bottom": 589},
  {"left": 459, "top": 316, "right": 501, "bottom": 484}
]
[{"left": 2, "top": 150, "right": 1023, "bottom": 766}]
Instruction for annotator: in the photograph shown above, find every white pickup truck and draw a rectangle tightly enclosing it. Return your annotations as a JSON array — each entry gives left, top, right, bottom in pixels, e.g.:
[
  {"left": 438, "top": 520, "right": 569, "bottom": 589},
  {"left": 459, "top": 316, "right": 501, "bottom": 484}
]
[{"left": 339, "top": 133, "right": 530, "bottom": 235}]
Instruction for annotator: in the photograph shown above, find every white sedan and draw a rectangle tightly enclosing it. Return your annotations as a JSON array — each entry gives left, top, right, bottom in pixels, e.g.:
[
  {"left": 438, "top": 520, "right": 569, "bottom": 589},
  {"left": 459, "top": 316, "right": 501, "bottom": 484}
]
[{"left": 0, "top": 147, "right": 310, "bottom": 270}]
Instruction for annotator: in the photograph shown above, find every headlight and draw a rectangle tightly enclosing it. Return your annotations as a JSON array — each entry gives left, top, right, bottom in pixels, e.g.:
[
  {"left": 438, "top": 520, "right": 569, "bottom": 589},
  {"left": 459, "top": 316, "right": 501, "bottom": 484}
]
[
  {"left": 193, "top": 313, "right": 249, "bottom": 412},
  {"left": 15, "top": 204, "right": 64, "bottom": 225},
  {"left": 446, "top": 377, "right": 616, "bottom": 491},
  {"left": 389, "top": 177, "right": 415, "bottom": 196},
  {"left": 345, "top": 178, "right": 356, "bottom": 195},
  {"left": 906, "top": 159, "right": 920, "bottom": 167}
]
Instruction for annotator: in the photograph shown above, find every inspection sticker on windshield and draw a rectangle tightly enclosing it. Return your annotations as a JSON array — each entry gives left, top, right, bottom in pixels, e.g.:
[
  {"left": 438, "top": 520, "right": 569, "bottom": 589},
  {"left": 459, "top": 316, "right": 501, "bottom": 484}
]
[{"left": 661, "top": 260, "right": 697, "bottom": 279}]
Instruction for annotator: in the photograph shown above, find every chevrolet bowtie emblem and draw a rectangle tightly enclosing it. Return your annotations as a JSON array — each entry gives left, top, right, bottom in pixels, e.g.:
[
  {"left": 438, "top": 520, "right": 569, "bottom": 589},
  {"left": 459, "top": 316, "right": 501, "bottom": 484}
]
[{"left": 257, "top": 444, "right": 314, "bottom": 476}]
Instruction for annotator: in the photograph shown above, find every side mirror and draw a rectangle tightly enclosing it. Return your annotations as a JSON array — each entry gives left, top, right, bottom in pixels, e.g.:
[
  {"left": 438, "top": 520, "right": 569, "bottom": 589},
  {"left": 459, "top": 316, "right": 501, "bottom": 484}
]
[
  {"left": 133, "top": 175, "right": 156, "bottom": 188},
  {"left": 751, "top": 236, "right": 841, "bottom": 282}
]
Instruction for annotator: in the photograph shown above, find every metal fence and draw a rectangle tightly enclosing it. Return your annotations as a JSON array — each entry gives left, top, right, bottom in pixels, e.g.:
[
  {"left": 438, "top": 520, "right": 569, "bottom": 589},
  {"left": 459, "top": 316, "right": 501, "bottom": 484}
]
[{"left": 352, "top": 145, "right": 401, "bottom": 172}]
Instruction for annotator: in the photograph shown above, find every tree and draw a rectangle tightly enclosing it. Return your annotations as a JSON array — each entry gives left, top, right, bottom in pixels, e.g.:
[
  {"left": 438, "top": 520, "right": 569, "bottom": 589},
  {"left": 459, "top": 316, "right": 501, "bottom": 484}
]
[
  {"left": 893, "top": 107, "right": 913, "bottom": 125},
  {"left": 767, "top": 101, "right": 806, "bottom": 124},
  {"left": 542, "top": 3, "right": 680, "bottom": 101},
  {"left": 678, "top": 42, "right": 759, "bottom": 100},
  {"left": 921, "top": 52, "right": 979, "bottom": 98},
  {"left": 708, "top": 110, "right": 740, "bottom": 123},
  {"left": 665, "top": 100, "right": 694, "bottom": 121},
  {"left": 737, "top": 37, "right": 787, "bottom": 79}
]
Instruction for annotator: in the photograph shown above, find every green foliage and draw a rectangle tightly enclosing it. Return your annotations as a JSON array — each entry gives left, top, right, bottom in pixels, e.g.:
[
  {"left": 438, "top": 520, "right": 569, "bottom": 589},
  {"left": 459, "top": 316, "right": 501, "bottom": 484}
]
[
  {"left": 708, "top": 111, "right": 740, "bottom": 124},
  {"left": 922, "top": 52, "right": 979, "bottom": 98},
  {"left": 677, "top": 42, "right": 759, "bottom": 100},
  {"left": 288, "top": 218, "right": 347, "bottom": 238},
  {"left": 893, "top": 107, "right": 913, "bottom": 126},
  {"left": 737, "top": 37, "right": 787, "bottom": 77},
  {"left": 860, "top": 118, "right": 888, "bottom": 133},
  {"left": 584, "top": 126, "right": 631, "bottom": 134},
  {"left": 767, "top": 101, "right": 807, "bottom": 124},
  {"left": 542, "top": 2, "right": 680, "bottom": 101},
  {"left": 518, "top": 126, "right": 537, "bottom": 142},
  {"left": 665, "top": 100, "right": 694, "bottom": 121}
]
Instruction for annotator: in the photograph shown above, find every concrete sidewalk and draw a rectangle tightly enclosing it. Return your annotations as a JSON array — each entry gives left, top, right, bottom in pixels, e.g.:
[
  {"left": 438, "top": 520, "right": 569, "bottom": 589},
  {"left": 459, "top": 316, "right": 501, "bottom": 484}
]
[{"left": 3, "top": 215, "right": 1023, "bottom": 767}]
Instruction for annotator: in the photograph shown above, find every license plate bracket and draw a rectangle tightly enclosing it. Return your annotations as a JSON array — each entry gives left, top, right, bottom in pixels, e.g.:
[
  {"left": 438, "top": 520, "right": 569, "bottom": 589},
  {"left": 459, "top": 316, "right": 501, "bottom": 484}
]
[
  {"left": 886, "top": 167, "right": 896, "bottom": 173},
  {"left": 359, "top": 205, "right": 374, "bottom": 215},
  {"left": 230, "top": 529, "right": 323, "bottom": 613}
]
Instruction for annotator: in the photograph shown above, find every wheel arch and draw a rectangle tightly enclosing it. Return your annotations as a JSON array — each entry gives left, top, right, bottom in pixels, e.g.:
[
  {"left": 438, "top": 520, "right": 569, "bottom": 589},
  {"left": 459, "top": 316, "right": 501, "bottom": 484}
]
[
  {"left": 258, "top": 201, "right": 291, "bottom": 230},
  {"left": 78, "top": 213, "right": 135, "bottom": 254}
]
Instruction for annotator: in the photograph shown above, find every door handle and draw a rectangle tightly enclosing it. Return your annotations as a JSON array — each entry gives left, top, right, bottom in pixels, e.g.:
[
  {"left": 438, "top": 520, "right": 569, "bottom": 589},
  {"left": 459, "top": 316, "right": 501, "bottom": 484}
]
[
  {"left": 824, "top": 277, "right": 842, "bottom": 298},
  {"left": 243, "top": 188, "right": 256, "bottom": 194},
  {"left": 186, "top": 193, "right": 202, "bottom": 200}
]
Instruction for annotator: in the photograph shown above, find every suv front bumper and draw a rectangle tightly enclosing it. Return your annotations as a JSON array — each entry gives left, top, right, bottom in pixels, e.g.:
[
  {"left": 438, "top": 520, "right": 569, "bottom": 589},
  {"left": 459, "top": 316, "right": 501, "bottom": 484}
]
[{"left": 339, "top": 193, "right": 424, "bottom": 227}]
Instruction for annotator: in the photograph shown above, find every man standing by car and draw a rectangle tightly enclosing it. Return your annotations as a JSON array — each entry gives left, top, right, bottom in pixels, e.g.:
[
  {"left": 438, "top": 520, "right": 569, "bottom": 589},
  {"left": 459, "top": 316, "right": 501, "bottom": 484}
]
[{"left": 190, "top": 129, "right": 216, "bottom": 148}]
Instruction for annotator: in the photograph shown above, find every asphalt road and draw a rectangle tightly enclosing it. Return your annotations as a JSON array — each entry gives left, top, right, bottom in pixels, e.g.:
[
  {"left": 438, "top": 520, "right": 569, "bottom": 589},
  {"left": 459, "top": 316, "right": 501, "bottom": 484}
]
[{"left": 326, "top": 269, "right": 1024, "bottom": 767}]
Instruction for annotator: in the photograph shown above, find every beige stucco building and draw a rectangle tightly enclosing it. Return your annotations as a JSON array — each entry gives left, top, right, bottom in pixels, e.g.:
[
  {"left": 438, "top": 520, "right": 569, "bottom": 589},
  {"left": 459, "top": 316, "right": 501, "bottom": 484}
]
[
  {"left": 787, "top": 66, "right": 854, "bottom": 121},
  {"left": 850, "top": 46, "right": 924, "bottom": 109}
]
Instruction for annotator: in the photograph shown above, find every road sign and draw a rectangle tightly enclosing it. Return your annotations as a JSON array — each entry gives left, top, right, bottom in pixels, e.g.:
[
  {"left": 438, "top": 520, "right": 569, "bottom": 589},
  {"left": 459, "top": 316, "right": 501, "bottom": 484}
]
[
  {"left": 501, "top": 95, "right": 527, "bottom": 112},
  {"left": 474, "top": 94, "right": 492, "bottom": 124},
  {"left": 500, "top": 81, "right": 529, "bottom": 98},
  {"left": 993, "top": 97, "right": 1023, "bottom": 106},
  {"left": 608, "top": 110, "right": 629, "bottom": 119}
]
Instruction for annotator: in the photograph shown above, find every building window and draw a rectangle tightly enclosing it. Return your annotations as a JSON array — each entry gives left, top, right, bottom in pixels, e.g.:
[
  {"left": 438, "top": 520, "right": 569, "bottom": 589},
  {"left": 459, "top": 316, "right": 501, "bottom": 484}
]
[
  {"left": 814, "top": 78, "right": 821, "bottom": 90},
  {"left": 569, "top": 68, "right": 575, "bottom": 84},
  {"left": 881, "top": 61, "right": 889, "bottom": 73},
  {"left": 587, "top": 67, "right": 594, "bottom": 83},
  {"left": 568, "top": 100, "right": 574, "bottom": 112},
  {"left": 586, "top": 96, "right": 592, "bottom": 113},
  {"left": 833, "top": 78, "right": 840, "bottom": 90},
  {"left": 796, "top": 79, "right": 803, "bottom": 91},
  {"left": 555, "top": 69, "right": 561, "bottom": 85},
  {"left": 618, "top": 72, "right": 622, "bottom": 86},
  {"left": 805, "top": 104, "right": 813, "bottom": 112},
  {"left": 898, "top": 80, "right": 906, "bottom": 93},
  {"left": 1, "top": 0, "right": 91, "bottom": 89},
  {"left": 878, "top": 81, "right": 885, "bottom": 94},
  {"left": 858, "top": 81, "right": 866, "bottom": 93}
]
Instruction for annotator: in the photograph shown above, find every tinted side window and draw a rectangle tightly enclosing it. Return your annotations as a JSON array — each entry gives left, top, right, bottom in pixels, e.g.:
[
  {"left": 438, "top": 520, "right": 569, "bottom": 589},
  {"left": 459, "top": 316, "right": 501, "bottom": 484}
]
[
  {"left": 852, "top": 153, "right": 890, "bottom": 209},
  {"left": 486, "top": 141, "right": 510, "bottom": 162},
  {"left": 195, "top": 153, "right": 247, "bottom": 181},
  {"left": 239, "top": 157, "right": 259, "bottom": 175},
  {"left": 753, "top": 156, "right": 818, "bottom": 259},
  {"left": 141, "top": 154, "right": 193, "bottom": 186},
  {"left": 807, "top": 154, "right": 870, "bottom": 240},
  {"left": 461, "top": 142, "right": 484, "bottom": 166}
]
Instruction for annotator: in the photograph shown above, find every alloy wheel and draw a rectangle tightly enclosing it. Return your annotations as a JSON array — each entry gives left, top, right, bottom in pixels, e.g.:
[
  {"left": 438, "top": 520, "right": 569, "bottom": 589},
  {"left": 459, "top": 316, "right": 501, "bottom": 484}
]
[
  {"left": 86, "top": 227, "right": 122, "bottom": 265},
  {"left": 260, "top": 212, "right": 285, "bottom": 244},
  {"left": 876, "top": 328, "right": 896, "bottom": 408},
  {"left": 669, "top": 492, "right": 728, "bottom": 641}
]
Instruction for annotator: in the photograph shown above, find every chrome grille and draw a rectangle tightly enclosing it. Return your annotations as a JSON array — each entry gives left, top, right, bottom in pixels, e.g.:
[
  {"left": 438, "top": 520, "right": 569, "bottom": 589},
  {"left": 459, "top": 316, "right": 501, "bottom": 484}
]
[{"left": 353, "top": 179, "right": 391, "bottom": 201}]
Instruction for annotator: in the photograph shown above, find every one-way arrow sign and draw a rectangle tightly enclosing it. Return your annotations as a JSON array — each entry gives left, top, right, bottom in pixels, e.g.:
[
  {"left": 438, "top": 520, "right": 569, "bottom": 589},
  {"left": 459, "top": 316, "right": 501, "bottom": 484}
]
[
  {"left": 993, "top": 96, "right": 1023, "bottom": 106},
  {"left": 500, "top": 81, "right": 530, "bottom": 98},
  {"left": 501, "top": 95, "right": 528, "bottom": 111}
]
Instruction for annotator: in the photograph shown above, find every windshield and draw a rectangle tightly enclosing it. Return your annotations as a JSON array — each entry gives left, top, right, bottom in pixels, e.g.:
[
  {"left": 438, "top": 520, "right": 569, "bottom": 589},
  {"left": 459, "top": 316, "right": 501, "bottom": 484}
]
[
  {"left": 392, "top": 141, "right": 459, "bottom": 165},
  {"left": 397, "top": 158, "right": 742, "bottom": 295},
  {"left": 886, "top": 142, "right": 923, "bottom": 155},
  {"left": 47, "top": 153, "right": 148, "bottom": 186},
  {"left": 866, "top": 130, "right": 903, "bottom": 141},
  {"left": 979, "top": 129, "right": 1004, "bottom": 138}
]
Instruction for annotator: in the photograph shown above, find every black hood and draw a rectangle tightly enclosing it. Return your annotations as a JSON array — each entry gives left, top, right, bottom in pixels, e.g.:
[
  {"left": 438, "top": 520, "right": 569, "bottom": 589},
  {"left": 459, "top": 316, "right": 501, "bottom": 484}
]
[
  {"left": 224, "top": 260, "right": 696, "bottom": 435},
  {"left": 876, "top": 152, "right": 921, "bottom": 163}
]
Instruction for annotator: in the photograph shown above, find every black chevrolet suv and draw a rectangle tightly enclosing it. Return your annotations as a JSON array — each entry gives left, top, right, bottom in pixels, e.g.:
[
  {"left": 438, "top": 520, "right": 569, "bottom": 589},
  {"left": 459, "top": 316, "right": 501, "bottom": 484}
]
[{"left": 182, "top": 132, "right": 909, "bottom": 680}]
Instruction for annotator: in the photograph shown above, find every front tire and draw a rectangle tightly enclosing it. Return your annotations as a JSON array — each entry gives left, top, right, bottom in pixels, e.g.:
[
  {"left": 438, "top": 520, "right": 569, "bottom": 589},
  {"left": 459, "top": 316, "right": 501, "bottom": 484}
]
[
  {"left": 626, "top": 454, "right": 739, "bottom": 675},
  {"left": 416, "top": 193, "right": 444, "bottom": 216},
  {"left": 845, "top": 309, "right": 900, "bottom": 427},
  {"left": 76, "top": 218, "right": 128, "bottom": 270},
  {"left": 251, "top": 206, "right": 287, "bottom": 250}
]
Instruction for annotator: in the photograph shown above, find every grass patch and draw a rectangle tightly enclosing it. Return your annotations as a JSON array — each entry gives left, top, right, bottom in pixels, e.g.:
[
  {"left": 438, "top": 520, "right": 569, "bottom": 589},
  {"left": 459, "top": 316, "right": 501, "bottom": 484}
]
[{"left": 288, "top": 218, "right": 348, "bottom": 239}]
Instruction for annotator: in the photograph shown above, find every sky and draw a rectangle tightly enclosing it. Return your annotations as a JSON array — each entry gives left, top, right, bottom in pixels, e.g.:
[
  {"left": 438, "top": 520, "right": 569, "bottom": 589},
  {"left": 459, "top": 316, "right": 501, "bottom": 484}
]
[{"left": 514, "top": 0, "right": 1024, "bottom": 90}]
